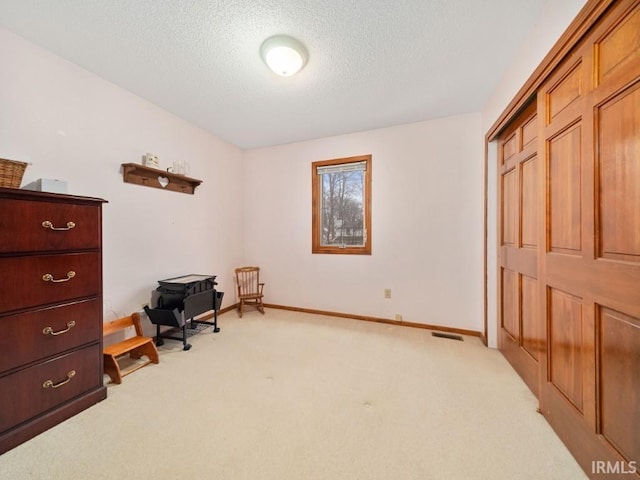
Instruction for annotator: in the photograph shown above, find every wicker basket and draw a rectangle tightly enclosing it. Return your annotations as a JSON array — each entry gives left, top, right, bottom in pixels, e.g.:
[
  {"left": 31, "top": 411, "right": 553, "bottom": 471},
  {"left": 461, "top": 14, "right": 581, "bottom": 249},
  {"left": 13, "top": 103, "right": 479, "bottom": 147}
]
[{"left": 0, "top": 158, "right": 28, "bottom": 188}]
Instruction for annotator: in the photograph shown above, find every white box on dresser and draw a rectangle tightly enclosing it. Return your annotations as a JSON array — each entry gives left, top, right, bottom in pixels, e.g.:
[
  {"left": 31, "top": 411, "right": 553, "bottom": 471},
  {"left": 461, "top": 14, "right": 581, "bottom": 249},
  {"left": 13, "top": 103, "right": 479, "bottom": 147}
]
[
  {"left": 21, "top": 178, "right": 69, "bottom": 194},
  {"left": 0, "top": 187, "right": 107, "bottom": 454}
]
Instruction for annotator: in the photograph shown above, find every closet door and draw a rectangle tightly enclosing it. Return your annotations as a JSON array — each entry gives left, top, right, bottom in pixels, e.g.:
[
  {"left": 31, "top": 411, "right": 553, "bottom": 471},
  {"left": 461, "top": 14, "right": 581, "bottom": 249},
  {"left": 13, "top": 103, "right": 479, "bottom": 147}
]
[
  {"left": 538, "top": 1, "right": 640, "bottom": 476},
  {"left": 498, "top": 102, "right": 542, "bottom": 396}
]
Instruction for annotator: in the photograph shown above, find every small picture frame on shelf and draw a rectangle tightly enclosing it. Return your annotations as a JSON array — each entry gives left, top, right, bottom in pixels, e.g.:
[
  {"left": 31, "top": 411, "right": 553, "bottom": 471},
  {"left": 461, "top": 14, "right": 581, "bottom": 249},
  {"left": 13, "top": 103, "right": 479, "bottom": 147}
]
[
  {"left": 167, "top": 160, "right": 189, "bottom": 175},
  {"left": 144, "top": 153, "right": 160, "bottom": 169}
]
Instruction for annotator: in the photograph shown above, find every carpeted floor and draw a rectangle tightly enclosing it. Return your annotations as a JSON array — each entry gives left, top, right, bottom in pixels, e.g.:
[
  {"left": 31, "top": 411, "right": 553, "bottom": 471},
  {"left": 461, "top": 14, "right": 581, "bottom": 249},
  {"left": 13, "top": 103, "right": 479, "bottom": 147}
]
[{"left": 0, "top": 309, "right": 588, "bottom": 479}]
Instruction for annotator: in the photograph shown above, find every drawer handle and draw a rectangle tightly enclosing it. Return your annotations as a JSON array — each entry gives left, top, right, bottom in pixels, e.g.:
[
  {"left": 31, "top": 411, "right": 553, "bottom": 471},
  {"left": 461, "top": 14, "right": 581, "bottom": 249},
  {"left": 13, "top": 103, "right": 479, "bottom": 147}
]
[
  {"left": 42, "top": 220, "right": 76, "bottom": 231},
  {"left": 42, "top": 321, "right": 76, "bottom": 336},
  {"left": 42, "top": 370, "right": 76, "bottom": 389},
  {"left": 42, "top": 271, "right": 76, "bottom": 283}
]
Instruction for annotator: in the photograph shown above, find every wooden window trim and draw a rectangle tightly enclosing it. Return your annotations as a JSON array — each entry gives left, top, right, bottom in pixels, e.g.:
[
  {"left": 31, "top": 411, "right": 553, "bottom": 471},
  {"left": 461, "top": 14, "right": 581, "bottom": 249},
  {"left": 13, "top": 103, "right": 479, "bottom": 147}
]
[{"left": 312, "top": 154, "right": 372, "bottom": 255}]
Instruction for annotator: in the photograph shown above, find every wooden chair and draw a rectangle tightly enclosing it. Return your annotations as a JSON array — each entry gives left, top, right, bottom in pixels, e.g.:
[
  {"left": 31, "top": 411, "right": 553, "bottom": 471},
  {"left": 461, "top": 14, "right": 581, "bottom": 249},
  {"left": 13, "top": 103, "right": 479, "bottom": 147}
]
[
  {"left": 235, "top": 266, "right": 265, "bottom": 317},
  {"left": 103, "top": 312, "right": 159, "bottom": 384}
]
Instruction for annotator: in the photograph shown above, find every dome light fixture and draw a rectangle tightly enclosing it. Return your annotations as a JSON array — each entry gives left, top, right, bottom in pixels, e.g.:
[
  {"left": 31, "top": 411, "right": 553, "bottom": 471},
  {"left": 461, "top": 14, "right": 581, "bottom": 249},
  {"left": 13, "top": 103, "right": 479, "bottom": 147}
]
[{"left": 260, "top": 35, "right": 308, "bottom": 77}]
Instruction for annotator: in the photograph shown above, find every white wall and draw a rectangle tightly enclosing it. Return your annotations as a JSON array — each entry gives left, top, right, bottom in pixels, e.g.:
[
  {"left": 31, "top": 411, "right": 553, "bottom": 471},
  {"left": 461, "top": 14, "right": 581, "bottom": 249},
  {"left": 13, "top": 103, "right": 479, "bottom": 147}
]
[
  {"left": 481, "top": 0, "right": 588, "bottom": 347},
  {"left": 0, "top": 27, "right": 245, "bottom": 321},
  {"left": 0, "top": 0, "right": 587, "bottom": 338},
  {"left": 243, "top": 114, "right": 484, "bottom": 333}
]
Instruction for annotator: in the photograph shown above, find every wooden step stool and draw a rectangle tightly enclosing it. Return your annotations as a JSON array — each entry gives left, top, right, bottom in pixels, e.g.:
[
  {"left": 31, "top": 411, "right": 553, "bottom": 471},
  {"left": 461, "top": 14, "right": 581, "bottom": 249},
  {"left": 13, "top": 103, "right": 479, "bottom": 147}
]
[{"left": 103, "top": 312, "right": 159, "bottom": 384}]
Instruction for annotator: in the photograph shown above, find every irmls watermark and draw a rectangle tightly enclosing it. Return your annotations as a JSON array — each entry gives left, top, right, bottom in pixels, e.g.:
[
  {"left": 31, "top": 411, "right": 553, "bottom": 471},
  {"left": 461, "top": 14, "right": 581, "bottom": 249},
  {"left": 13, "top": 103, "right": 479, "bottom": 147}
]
[{"left": 591, "top": 460, "right": 637, "bottom": 475}]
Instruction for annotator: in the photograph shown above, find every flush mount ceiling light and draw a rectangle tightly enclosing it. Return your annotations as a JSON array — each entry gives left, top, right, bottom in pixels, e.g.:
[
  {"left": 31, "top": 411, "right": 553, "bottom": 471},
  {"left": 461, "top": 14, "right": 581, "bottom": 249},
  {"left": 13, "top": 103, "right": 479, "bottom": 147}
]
[{"left": 260, "top": 35, "right": 308, "bottom": 77}]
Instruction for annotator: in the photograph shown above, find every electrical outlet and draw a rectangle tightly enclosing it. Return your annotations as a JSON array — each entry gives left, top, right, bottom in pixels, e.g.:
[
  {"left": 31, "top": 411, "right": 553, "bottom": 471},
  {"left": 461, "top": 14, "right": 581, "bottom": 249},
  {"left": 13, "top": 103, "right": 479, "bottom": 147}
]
[
  {"left": 384, "top": 289, "right": 391, "bottom": 299},
  {"left": 395, "top": 314, "right": 403, "bottom": 321}
]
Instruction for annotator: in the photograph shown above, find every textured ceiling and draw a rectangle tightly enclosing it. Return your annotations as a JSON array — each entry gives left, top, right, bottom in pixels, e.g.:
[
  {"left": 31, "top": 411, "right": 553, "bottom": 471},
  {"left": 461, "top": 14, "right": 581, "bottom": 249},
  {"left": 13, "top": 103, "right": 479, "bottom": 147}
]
[{"left": 0, "top": 0, "right": 546, "bottom": 148}]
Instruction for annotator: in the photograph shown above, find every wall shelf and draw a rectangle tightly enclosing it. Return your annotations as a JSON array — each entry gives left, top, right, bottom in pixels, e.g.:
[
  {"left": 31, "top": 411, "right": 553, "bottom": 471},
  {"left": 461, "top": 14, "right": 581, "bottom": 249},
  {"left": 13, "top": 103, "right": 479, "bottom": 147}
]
[{"left": 121, "top": 163, "right": 202, "bottom": 194}]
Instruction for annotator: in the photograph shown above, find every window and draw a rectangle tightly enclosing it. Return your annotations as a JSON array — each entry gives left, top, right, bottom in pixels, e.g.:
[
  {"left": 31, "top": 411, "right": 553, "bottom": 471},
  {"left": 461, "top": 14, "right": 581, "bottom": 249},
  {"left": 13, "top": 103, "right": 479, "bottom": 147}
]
[{"left": 312, "top": 154, "right": 371, "bottom": 255}]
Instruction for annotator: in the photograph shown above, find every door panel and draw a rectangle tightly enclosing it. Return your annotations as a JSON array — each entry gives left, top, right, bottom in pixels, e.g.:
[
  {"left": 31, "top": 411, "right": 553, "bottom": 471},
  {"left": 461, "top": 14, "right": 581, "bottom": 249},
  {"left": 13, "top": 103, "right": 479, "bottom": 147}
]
[
  {"left": 521, "top": 275, "right": 540, "bottom": 360},
  {"left": 599, "top": 307, "right": 640, "bottom": 464},
  {"left": 597, "top": 6, "right": 640, "bottom": 82},
  {"left": 548, "top": 62, "right": 583, "bottom": 120},
  {"left": 521, "top": 156, "right": 538, "bottom": 248},
  {"left": 534, "top": 2, "right": 640, "bottom": 477},
  {"left": 549, "top": 288, "right": 585, "bottom": 413},
  {"left": 498, "top": 101, "right": 540, "bottom": 396},
  {"left": 597, "top": 82, "right": 640, "bottom": 262},
  {"left": 494, "top": 2, "right": 640, "bottom": 478},
  {"left": 548, "top": 123, "right": 582, "bottom": 253},
  {"left": 502, "top": 169, "right": 518, "bottom": 246},
  {"left": 501, "top": 268, "right": 518, "bottom": 339}
]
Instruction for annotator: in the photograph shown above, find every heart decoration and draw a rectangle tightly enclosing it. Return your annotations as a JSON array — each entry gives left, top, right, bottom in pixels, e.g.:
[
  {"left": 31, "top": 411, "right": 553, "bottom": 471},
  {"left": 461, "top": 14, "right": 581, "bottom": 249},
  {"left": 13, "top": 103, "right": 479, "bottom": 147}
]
[{"left": 157, "top": 176, "right": 170, "bottom": 188}]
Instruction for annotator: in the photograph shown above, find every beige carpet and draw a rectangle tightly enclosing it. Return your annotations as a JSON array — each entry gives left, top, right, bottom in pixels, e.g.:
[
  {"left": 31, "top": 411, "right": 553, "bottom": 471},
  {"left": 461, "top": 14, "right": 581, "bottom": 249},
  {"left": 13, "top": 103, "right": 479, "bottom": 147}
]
[{"left": 0, "top": 309, "right": 587, "bottom": 480}]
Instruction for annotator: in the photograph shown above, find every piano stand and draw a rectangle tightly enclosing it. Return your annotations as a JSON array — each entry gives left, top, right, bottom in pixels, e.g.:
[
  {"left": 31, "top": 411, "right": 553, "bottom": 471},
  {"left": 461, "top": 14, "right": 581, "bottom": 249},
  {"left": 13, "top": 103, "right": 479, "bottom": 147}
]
[
  {"left": 191, "top": 310, "right": 220, "bottom": 333},
  {"left": 143, "top": 275, "right": 224, "bottom": 351},
  {"left": 143, "top": 306, "right": 192, "bottom": 350}
]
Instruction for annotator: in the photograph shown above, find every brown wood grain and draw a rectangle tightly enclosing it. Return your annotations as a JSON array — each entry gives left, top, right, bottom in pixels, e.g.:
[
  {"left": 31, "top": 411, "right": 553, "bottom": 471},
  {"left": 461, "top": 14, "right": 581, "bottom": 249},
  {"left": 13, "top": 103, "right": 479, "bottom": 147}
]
[
  {"left": 0, "top": 188, "right": 106, "bottom": 455},
  {"left": 121, "top": 163, "right": 202, "bottom": 194},
  {"left": 0, "top": 253, "right": 100, "bottom": 313},
  {"left": 497, "top": 101, "right": 541, "bottom": 397},
  {"left": 488, "top": 4, "right": 640, "bottom": 476},
  {"left": 535, "top": 3, "right": 640, "bottom": 477},
  {"left": 0, "top": 299, "right": 100, "bottom": 373},
  {"left": 263, "top": 303, "right": 482, "bottom": 337},
  {"left": 599, "top": 308, "right": 640, "bottom": 464},
  {"left": 0, "top": 200, "right": 101, "bottom": 254},
  {"left": 0, "top": 345, "right": 101, "bottom": 432}
]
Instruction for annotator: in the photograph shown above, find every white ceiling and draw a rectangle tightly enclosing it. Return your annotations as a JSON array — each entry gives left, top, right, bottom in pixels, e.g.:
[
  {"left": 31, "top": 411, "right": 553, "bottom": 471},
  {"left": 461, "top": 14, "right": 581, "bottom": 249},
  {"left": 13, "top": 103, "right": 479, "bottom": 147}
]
[{"left": 0, "top": 0, "right": 547, "bottom": 149}]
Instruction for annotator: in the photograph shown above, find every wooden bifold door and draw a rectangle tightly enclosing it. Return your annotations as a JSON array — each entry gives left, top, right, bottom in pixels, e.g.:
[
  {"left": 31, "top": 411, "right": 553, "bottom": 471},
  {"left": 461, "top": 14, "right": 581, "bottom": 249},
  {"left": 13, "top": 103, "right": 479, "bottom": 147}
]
[
  {"left": 497, "top": 1, "right": 640, "bottom": 478},
  {"left": 498, "top": 101, "right": 541, "bottom": 397}
]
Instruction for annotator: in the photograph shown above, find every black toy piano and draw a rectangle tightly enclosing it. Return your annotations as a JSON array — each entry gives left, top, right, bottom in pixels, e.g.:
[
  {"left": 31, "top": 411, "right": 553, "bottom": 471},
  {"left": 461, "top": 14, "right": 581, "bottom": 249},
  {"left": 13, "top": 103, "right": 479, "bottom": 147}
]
[{"left": 143, "top": 274, "right": 223, "bottom": 351}]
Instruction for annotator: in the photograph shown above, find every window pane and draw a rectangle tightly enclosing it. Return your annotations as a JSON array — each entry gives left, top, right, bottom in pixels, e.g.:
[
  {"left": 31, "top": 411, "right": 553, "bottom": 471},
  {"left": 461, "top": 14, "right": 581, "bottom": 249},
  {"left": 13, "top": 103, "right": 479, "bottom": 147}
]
[
  {"left": 312, "top": 154, "right": 371, "bottom": 255},
  {"left": 320, "top": 169, "right": 365, "bottom": 247}
]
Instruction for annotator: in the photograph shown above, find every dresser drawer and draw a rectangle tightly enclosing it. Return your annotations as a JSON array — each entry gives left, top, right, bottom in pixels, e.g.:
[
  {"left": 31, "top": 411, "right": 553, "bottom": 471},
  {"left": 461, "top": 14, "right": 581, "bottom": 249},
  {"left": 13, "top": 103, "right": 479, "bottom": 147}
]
[
  {"left": 0, "top": 344, "right": 101, "bottom": 433},
  {"left": 0, "top": 199, "right": 100, "bottom": 254},
  {"left": 0, "top": 299, "right": 101, "bottom": 373},
  {"left": 0, "top": 253, "right": 100, "bottom": 313}
]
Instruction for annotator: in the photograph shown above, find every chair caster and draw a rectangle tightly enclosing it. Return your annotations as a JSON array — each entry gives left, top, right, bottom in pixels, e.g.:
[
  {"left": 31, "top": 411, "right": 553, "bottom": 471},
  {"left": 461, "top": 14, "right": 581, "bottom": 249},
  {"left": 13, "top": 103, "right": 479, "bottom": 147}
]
[
  {"left": 213, "top": 327, "right": 220, "bottom": 333},
  {"left": 183, "top": 343, "right": 192, "bottom": 351},
  {"left": 155, "top": 338, "right": 165, "bottom": 347}
]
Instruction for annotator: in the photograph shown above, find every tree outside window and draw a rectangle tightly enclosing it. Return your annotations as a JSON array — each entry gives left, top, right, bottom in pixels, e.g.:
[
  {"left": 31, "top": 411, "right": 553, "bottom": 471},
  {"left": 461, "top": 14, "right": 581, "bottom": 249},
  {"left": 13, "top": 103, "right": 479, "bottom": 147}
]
[{"left": 312, "top": 155, "right": 371, "bottom": 255}]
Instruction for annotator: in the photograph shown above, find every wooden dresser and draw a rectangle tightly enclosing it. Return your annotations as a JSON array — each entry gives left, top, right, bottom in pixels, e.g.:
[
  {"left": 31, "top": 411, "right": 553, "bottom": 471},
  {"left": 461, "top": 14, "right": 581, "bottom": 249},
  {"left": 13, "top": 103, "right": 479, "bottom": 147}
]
[{"left": 0, "top": 187, "right": 107, "bottom": 454}]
